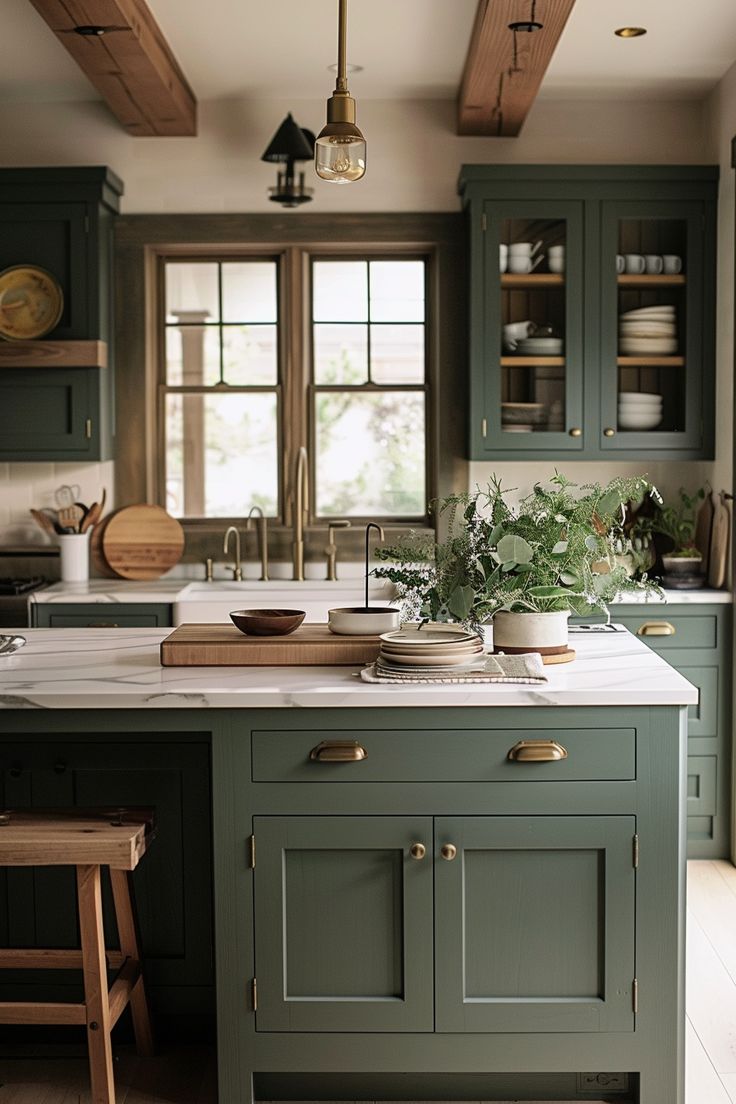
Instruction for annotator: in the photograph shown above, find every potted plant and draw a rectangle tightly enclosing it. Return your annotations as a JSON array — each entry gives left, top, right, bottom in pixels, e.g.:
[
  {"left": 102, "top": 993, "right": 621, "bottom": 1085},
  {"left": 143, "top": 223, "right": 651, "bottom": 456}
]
[
  {"left": 375, "top": 473, "right": 661, "bottom": 654},
  {"left": 644, "top": 487, "right": 705, "bottom": 583}
]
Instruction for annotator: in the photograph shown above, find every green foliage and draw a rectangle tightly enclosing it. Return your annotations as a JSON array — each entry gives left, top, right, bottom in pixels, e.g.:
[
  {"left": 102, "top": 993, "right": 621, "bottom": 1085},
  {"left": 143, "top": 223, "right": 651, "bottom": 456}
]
[
  {"left": 642, "top": 486, "right": 705, "bottom": 556},
  {"left": 374, "top": 472, "right": 662, "bottom": 626}
]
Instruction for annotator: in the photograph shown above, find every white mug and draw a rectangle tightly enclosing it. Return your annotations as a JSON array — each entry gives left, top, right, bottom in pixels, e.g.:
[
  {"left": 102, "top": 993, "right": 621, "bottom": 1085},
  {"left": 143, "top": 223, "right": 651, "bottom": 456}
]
[
  {"left": 509, "top": 240, "right": 542, "bottom": 256},
  {"left": 548, "top": 256, "right": 565, "bottom": 274},
  {"left": 616, "top": 254, "right": 625, "bottom": 274},
  {"left": 547, "top": 245, "right": 565, "bottom": 257},
  {"left": 508, "top": 255, "right": 544, "bottom": 274},
  {"left": 644, "top": 255, "right": 663, "bottom": 274},
  {"left": 503, "top": 320, "right": 535, "bottom": 341},
  {"left": 499, "top": 244, "right": 508, "bottom": 273},
  {"left": 662, "top": 254, "right": 682, "bottom": 274},
  {"left": 624, "top": 254, "right": 646, "bottom": 274}
]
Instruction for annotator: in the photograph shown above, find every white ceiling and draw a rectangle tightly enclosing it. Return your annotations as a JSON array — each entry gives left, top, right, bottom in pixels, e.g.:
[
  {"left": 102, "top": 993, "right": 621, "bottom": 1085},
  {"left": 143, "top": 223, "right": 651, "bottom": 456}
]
[{"left": 2, "top": 0, "right": 736, "bottom": 106}]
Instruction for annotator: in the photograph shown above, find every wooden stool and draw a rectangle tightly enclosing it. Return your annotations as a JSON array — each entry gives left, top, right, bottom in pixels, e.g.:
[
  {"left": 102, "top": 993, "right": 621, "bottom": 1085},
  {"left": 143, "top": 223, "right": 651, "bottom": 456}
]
[{"left": 0, "top": 808, "right": 155, "bottom": 1104}]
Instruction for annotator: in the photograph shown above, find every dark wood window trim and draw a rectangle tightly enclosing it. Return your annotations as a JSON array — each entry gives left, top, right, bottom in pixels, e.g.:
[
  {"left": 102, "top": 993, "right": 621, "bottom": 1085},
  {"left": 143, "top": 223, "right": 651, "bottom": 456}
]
[{"left": 115, "top": 213, "right": 467, "bottom": 564}]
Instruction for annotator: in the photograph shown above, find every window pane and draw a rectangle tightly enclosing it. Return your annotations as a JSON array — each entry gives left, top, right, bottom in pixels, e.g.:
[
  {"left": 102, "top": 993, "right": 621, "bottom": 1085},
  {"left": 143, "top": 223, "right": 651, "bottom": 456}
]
[
  {"left": 370, "top": 261, "right": 425, "bottom": 322},
  {"left": 313, "top": 261, "right": 368, "bottom": 321},
  {"left": 222, "top": 262, "right": 277, "bottom": 323},
  {"left": 165, "top": 392, "right": 278, "bottom": 518},
  {"left": 166, "top": 262, "right": 219, "bottom": 323},
  {"left": 313, "top": 324, "right": 368, "bottom": 384},
  {"left": 222, "top": 325, "right": 278, "bottom": 385},
  {"left": 370, "top": 324, "right": 425, "bottom": 384},
  {"left": 166, "top": 326, "right": 221, "bottom": 386},
  {"left": 315, "top": 391, "right": 426, "bottom": 517}
]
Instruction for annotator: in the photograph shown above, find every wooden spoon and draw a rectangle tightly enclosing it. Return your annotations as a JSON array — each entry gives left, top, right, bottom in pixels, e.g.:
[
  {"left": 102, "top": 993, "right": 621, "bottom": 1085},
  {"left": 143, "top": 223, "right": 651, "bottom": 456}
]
[
  {"left": 80, "top": 500, "right": 102, "bottom": 534},
  {"left": 30, "top": 508, "right": 57, "bottom": 537}
]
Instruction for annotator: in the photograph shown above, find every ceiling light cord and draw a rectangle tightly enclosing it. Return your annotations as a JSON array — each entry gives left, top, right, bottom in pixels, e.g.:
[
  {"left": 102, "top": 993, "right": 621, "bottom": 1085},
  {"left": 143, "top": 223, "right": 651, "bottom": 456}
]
[{"left": 336, "top": 0, "right": 348, "bottom": 92}]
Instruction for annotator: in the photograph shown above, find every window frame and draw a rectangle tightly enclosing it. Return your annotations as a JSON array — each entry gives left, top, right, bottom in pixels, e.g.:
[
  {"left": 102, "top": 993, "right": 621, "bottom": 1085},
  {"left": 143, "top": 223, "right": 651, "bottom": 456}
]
[{"left": 114, "top": 213, "right": 467, "bottom": 562}]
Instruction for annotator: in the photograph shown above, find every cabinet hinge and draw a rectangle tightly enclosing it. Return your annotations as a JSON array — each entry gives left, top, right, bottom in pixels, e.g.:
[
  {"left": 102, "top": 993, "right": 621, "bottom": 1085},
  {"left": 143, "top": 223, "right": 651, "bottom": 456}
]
[
  {"left": 85, "top": 418, "right": 92, "bottom": 440},
  {"left": 247, "top": 833, "right": 256, "bottom": 869},
  {"left": 632, "top": 834, "right": 639, "bottom": 868},
  {"left": 481, "top": 417, "right": 488, "bottom": 438},
  {"left": 632, "top": 978, "right": 638, "bottom": 1014},
  {"left": 250, "top": 977, "right": 258, "bottom": 1011},
  {"left": 481, "top": 212, "right": 487, "bottom": 232}
]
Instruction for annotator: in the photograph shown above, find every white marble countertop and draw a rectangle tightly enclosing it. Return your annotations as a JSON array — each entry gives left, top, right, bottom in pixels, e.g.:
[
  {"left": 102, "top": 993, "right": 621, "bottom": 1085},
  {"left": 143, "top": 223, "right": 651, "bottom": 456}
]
[
  {"left": 0, "top": 627, "right": 697, "bottom": 709},
  {"left": 30, "top": 580, "right": 731, "bottom": 606}
]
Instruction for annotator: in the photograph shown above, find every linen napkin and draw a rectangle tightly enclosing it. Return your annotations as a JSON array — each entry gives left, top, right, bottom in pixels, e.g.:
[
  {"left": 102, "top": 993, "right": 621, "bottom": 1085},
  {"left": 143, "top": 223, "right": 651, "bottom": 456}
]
[{"left": 360, "top": 652, "right": 547, "bottom": 685}]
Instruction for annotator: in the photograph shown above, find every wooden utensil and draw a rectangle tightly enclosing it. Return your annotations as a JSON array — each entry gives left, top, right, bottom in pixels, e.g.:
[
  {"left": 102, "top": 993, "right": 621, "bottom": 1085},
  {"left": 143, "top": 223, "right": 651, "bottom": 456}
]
[
  {"left": 694, "top": 491, "right": 714, "bottom": 570},
  {"left": 80, "top": 500, "right": 101, "bottom": 534},
  {"left": 102, "top": 504, "right": 184, "bottom": 580},
  {"left": 57, "top": 503, "right": 85, "bottom": 532},
  {"left": 30, "top": 508, "right": 56, "bottom": 537},
  {"left": 708, "top": 495, "right": 730, "bottom": 589},
  {"left": 161, "top": 624, "right": 380, "bottom": 667}
]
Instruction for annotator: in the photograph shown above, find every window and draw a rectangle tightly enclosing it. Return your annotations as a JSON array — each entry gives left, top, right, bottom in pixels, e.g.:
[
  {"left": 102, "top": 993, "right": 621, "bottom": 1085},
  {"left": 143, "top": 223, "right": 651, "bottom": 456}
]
[{"left": 159, "top": 251, "right": 429, "bottom": 522}]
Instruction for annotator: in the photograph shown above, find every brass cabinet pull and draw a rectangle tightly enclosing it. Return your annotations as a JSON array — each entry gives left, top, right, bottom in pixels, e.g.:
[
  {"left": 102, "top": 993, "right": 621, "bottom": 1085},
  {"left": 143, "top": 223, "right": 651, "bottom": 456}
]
[
  {"left": 88, "top": 622, "right": 120, "bottom": 628},
  {"left": 440, "top": 843, "right": 457, "bottom": 861},
  {"left": 568, "top": 427, "right": 582, "bottom": 438},
  {"left": 409, "top": 842, "right": 426, "bottom": 861},
  {"left": 508, "top": 739, "right": 568, "bottom": 762},
  {"left": 309, "top": 740, "right": 368, "bottom": 762},
  {"left": 603, "top": 427, "right": 616, "bottom": 437},
  {"left": 637, "top": 621, "right": 676, "bottom": 637}
]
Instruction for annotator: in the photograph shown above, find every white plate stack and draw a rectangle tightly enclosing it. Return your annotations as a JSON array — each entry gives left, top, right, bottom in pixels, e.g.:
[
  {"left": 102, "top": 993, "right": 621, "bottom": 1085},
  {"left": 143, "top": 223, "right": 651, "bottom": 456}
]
[
  {"left": 376, "top": 625, "right": 486, "bottom": 676},
  {"left": 618, "top": 391, "right": 663, "bottom": 430},
  {"left": 619, "top": 305, "right": 677, "bottom": 355}
]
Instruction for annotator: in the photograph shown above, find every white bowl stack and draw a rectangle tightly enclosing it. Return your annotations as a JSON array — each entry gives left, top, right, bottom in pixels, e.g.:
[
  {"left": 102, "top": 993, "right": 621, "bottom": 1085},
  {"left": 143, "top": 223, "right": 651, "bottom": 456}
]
[
  {"left": 618, "top": 391, "right": 663, "bottom": 430},
  {"left": 619, "top": 305, "right": 677, "bottom": 356}
]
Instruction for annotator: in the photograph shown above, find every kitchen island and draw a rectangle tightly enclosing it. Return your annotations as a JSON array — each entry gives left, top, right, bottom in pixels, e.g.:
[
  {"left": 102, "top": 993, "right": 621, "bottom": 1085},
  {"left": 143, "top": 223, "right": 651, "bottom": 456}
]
[{"left": 0, "top": 629, "right": 697, "bottom": 1104}]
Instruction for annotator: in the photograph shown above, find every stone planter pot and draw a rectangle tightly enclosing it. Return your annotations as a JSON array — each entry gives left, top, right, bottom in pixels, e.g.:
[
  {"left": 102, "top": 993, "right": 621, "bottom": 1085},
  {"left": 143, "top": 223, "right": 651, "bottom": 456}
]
[
  {"left": 492, "top": 610, "right": 570, "bottom": 655},
  {"left": 661, "top": 554, "right": 702, "bottom": 576}
]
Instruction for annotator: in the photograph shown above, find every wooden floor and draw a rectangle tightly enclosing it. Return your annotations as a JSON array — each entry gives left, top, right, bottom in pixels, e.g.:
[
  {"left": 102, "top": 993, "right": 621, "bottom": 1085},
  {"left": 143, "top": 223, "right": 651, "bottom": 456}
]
[{"left": 0, "top": 860, "right": 734, "bottom": 1103}]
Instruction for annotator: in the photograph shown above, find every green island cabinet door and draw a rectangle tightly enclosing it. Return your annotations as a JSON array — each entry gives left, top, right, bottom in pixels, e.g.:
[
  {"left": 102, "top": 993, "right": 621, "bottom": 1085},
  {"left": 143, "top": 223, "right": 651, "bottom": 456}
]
[
  {"left": 253, "top": 815, "right": 434, "bottom": 1032},
  {"left": 434, "top": 816, "right": 636, "bottom": 1033}
]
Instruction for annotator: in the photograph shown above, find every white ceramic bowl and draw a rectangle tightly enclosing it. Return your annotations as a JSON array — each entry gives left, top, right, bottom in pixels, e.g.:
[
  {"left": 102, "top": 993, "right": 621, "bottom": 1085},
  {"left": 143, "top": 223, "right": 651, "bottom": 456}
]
[
  {"left": 617, "top": 410, "right": 663, "bottom": 430},
  {"left": 618, "top": 392, "right": 662, "bottom": 405},
  {"left": 328, "top": 606, "right": 400, "bottom": 635}
]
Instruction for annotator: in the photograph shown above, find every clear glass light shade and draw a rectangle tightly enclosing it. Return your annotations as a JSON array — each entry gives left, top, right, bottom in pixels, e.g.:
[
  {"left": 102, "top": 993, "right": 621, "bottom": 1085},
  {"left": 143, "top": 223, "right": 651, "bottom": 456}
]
[{"left": 315, "top": 134, "right": 366, "bottom": 183}]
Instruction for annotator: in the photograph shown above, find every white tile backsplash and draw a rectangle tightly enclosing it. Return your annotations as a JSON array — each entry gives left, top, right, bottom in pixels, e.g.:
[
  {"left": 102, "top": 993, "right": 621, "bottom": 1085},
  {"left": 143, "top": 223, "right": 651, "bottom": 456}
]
[{"left": 0, "top": 460, "right": 115, "bottom": 545}]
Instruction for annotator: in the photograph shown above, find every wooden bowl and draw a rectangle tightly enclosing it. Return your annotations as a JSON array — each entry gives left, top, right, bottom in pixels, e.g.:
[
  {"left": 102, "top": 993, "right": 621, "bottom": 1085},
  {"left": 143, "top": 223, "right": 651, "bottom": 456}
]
[{"left": 229, "top": 609, "right": 306, "bottom": 636}]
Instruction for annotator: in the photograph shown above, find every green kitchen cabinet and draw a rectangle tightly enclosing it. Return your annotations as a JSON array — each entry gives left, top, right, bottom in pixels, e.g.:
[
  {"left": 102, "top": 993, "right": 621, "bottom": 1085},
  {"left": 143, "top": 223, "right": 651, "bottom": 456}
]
[
  {"left": 0, "top": 167, "right": 122, "bottom": 462},
  {"left": 613, "top": 603, "right": 731, "bottom": 857},
  {"left": 32, "top": 603, "right": 173, "bottom": 628},
  {"left": 458, "top": 165, "right": 718, "bottom": 460},
  {"left": 0, "top": 734, "right": 213, "bottom": 1018}
]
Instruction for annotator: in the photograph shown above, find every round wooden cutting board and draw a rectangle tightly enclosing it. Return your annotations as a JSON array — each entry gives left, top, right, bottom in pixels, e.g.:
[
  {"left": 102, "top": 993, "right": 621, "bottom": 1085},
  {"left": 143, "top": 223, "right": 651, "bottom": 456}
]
[{"left": 101, "top": 505, "right": 185, "bottom": 580}]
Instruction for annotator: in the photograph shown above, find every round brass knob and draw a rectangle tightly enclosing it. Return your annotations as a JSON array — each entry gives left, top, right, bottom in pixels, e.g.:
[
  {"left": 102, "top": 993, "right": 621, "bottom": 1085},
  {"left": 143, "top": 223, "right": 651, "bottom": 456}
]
[
  {"left": 568, "top": 427, "right": 582, "bottom": 438},
  {"left": 441, "top": 843, "right": 457, "bottom": 861},
  {"left": 409, "top": 842, "right": 426, "bottom": 861},
  {"left": 603, "top": 427, "right": 616, "bottom": 437}
]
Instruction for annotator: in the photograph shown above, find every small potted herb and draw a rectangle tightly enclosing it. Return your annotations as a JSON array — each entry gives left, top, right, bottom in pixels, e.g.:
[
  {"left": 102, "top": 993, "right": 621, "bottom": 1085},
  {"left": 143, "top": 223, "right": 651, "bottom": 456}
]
[
  {"left": 645, "top": 487, "right": 706, "bottom": 585},
  {"left": 375, "top": 473, "right": 661, "bottom": 654}
]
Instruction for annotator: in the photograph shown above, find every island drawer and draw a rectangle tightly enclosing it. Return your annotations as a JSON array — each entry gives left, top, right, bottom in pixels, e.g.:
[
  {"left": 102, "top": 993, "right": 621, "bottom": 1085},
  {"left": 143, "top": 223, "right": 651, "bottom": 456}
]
[
  {"left": 615, "top": 613, "right": 717, "bottom": 649},
  {"left": 251, "top": 727, "right": 636, "bottom": 783}
]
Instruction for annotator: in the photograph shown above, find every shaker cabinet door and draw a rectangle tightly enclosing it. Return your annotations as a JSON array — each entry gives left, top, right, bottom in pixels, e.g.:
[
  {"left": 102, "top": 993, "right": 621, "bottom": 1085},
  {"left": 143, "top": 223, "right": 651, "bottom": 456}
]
[
  {"left": 253, "top": 816, "right": 434, "bottom": 1032},
  {"left": 434, "top": 816, "right": 636, "bottom": 1033}
]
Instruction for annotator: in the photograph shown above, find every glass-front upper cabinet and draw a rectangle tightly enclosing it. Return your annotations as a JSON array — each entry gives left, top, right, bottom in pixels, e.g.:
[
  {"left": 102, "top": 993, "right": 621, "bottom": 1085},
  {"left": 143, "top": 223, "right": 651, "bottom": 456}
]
[
  {"left": 599, "top": 200, "right": 711, "bottom": 455},
  {"left": 481, "top": 200, "right": 584, "bottom": 452}
]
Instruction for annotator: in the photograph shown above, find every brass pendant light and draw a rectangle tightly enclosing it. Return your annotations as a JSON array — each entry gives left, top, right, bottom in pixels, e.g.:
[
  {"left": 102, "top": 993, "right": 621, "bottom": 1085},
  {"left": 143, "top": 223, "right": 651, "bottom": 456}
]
[{"left": 315, "top": 0, "right": 366, "bottom": 183}]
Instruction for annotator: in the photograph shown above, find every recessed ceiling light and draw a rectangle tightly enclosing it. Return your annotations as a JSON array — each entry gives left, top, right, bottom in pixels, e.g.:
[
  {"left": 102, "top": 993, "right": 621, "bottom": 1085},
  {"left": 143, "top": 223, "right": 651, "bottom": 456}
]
[
  {"left": 327, "top": 62, "right": 364, "bottom": 74},
  {"left": 615, "top": 26, "right": 647, "bottom": 38}
]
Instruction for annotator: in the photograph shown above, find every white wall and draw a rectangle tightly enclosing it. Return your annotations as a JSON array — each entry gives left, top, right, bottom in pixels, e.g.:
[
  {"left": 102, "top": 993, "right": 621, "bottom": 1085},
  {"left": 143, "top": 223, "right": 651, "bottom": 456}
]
[{"left": 0, "top": 90, "right": 725, "bottom": 542}]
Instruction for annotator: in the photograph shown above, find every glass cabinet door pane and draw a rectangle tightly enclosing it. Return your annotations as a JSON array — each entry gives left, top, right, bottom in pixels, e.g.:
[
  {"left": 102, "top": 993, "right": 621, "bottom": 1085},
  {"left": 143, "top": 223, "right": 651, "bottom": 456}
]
[{"left": 483, "top": 201, "right": 584, "bottom": 453}]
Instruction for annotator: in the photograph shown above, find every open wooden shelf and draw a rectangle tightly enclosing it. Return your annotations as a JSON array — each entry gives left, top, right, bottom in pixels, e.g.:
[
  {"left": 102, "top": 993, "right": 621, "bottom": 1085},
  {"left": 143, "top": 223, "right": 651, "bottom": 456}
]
[
  {"left": 617, "top": 355, "right": 684, "bottom": 367},
  {"left": 501, "top": 274, "right": 564, "bottom": 287},
  {"left": 0, "top": 340, "right": 107, "bottom": 369},
  {"left": 501, "top": 356, "right": 565, "bottom": 367},
  {"left": 617, "top": 275, "right": 685, "bottom": 286}
]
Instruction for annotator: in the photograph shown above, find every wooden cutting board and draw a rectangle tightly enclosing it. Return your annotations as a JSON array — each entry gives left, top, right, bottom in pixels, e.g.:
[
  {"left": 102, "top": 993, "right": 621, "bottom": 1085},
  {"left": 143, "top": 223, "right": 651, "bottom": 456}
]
[
  {"left": 102, "top": 505, "right": 185, "bottom": 580},
  {"left": 160, "top": 624, "right": 381, "bottom": 667},
  {"left": 708, "top": 496, "right": 730, "bottom": 589}
]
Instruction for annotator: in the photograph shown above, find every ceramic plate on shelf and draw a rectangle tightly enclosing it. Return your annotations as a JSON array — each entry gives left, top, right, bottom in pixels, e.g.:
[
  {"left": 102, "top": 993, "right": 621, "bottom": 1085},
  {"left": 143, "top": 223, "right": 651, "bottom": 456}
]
[{"left": 0, "top": 265, "right": 63, "bottom": 340}]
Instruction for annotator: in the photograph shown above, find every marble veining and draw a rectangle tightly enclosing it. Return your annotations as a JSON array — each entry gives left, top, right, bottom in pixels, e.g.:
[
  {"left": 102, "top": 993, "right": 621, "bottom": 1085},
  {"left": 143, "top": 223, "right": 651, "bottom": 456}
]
[{"left": 0, "top": 627, "right": 697, "bottom": 709}]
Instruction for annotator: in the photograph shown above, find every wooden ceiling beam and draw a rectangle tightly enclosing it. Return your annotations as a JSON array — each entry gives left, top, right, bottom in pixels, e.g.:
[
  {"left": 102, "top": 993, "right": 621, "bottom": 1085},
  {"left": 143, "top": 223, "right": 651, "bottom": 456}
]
[
  {"left": 457, "top": 0, "right": 576, "bottom": 137},
  {"left": 27, "top": 0, "right": 197, "bottom": 136}
]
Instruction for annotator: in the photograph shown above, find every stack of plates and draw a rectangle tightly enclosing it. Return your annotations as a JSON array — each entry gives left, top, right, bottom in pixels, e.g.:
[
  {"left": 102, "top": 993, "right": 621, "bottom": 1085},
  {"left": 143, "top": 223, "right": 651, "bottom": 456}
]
[
  {"left": 618, "top": 391, "right": 663, "bottom": 430},
  {"left": 501, "top": 402, "right": 546, "bottom": 434},
  {"left": 514, "top": 336, "right": 564, "bottom": 357},
  {"left": 619, "top": 305, "right": 677, "bottom": 355},
  {"left": 377, "top": 625, "right": 486, "bottom": 674}
]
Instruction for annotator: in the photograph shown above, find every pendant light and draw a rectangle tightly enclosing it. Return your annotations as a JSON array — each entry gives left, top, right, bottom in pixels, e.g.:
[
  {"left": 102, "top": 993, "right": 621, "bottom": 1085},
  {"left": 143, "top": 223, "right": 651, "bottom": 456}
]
[
  {"left": 315, "top": 0, "right": 366, "bottom": 183},
  {"left": 261, "top": 114, "right": 315, "bottom": 208}
]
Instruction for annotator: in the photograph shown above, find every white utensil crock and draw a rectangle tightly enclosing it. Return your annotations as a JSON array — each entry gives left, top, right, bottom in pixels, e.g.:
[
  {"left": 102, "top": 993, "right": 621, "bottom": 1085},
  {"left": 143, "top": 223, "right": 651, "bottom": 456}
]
[{"left": 59, "top": 531, "right": 92, "bottom": 583}]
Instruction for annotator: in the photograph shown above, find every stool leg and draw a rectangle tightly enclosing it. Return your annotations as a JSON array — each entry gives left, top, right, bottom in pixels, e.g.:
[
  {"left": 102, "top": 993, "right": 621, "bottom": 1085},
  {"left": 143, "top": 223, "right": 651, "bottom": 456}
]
[
  {"left": 110, "top": 867, "right": 155, "bottom": 1057},
  {"left": 76, "top": 864, "right": 115, "bottom": 1104}
]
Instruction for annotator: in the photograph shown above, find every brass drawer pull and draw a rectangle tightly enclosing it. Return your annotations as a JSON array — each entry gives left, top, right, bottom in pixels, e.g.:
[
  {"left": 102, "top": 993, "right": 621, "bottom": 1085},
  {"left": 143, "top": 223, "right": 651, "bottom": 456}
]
[
  {"left": 440, "top": 844, "right": 457, "bottom": 861},
  {"left": 309, "top": 740, "right": 368, "bottom": 762},
  {"left": 637, "top": 621, "right": 676, "bottom": 637},
  {"left": 508, "top": 739, "right": 568, "bottom": 762},
  {"left": 409, "top": 842, "right": 426, "bottom": 861},
  {"left": 88, "top": 622, "right": 120, "bottom": 628}
]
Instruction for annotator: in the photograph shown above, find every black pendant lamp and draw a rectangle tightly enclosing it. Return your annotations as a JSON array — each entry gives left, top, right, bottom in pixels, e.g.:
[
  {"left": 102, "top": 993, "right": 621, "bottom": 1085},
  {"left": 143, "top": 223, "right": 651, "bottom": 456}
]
[{"left": 261, "top": 114, "right": 316, "bottom": 208}]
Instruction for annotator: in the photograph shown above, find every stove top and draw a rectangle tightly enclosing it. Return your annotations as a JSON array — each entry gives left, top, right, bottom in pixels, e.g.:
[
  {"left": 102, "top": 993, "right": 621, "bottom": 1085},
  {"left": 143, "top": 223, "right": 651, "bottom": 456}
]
[{"left": 0, "top": 577, "right": 47, "bottom": 596}]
